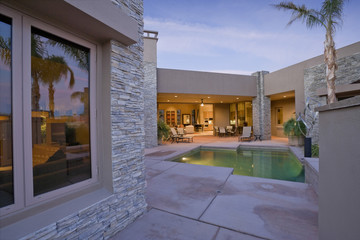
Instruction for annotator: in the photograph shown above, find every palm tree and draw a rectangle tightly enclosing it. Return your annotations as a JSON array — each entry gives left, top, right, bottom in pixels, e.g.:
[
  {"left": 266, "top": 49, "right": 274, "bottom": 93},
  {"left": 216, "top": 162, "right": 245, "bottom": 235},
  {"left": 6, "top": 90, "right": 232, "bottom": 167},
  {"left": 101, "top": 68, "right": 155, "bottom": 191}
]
[
  {"left": 273, "top": 0, "right": 347, "bottom": 104},
  {"left": 0, "top": 36, "right": 11, "bottom": 66},
  {"left": 39, "top": 55, "right": 75, "bottom": 118},
  {"left": 71, "top": 87, "right": 89, "bottom": 116}
]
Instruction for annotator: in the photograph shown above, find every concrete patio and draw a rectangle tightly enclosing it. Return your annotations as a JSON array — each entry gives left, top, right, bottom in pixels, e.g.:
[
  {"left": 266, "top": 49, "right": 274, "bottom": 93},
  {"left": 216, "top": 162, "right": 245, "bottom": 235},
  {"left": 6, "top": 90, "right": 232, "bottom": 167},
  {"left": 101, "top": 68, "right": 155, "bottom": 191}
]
[{"left": 112, "top": 135, "right": 318, "bottom": 240}]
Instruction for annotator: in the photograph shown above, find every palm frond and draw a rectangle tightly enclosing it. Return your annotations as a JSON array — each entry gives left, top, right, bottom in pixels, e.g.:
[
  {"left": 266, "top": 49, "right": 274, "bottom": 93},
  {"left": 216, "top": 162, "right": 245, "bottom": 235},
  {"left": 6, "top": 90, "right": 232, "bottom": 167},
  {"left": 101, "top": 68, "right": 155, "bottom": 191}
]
[{"left": 273, "top": 1, "right": 325, "bottom": 29}]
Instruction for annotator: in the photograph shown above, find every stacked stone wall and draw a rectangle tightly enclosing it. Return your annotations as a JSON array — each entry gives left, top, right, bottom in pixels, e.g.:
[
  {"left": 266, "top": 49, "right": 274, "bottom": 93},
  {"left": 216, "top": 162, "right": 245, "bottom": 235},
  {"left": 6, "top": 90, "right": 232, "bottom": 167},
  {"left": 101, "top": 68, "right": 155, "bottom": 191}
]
[
  {"left": 304, "top": 52, "right": 360, "bottom": 143},
  {"left": 22, "top": 0, "right": 147, "bottom": 239},
  {"left": 252, "top": 71, "right": 271, "bottom": 140},
  {"left": 144, "top": 61, "right": 158, "bottom": 148}
]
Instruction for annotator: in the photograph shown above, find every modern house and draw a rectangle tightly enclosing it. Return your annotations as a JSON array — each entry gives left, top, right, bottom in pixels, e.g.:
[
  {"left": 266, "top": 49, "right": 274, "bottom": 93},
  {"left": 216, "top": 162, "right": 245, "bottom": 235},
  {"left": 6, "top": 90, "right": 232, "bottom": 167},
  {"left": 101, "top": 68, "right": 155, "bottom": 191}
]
[
  {"left": 0, "top": 0, "right": 147, "bottom": 239},
  {"left": 144, "top": 31, "right": 360, "bottom": 147},
  {"left": 1, "top": 0, "right": 359, "bottom": 239}
]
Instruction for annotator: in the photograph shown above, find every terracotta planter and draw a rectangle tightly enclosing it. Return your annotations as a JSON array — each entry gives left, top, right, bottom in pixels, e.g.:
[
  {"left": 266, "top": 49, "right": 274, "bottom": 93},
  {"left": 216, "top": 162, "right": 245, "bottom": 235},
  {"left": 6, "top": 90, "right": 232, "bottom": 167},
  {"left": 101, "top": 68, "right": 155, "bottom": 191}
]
[{"left": 288, "top": 135, "right": 304, "bottom": 146}]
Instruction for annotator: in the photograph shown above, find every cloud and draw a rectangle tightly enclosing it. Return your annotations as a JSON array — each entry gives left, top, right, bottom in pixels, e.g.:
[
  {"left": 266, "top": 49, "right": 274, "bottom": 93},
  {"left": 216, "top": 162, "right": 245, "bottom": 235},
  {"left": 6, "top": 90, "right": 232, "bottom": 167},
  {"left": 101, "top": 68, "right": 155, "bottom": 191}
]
[{"left": 144, "top": 17, "right": 325, "bottom": 72}]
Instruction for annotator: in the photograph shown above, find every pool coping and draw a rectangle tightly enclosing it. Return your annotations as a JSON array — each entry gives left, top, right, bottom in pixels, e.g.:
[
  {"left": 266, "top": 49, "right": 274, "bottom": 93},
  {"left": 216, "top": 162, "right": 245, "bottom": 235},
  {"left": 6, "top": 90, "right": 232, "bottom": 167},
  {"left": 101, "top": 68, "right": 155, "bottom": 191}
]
[{"left": 164, "top": 143, "right": 305, "bottom": 182}]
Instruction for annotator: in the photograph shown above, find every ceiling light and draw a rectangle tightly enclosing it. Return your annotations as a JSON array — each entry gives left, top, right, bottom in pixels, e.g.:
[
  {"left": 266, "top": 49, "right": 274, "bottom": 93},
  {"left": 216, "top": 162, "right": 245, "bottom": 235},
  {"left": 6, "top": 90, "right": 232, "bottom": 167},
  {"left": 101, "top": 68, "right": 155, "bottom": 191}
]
[
  {"left": 207, "top": 97, "right": 210, "bottom": 98},
  {"left": 283, "top": 96, "right": 287, "bottom": 98},
  {"left": 201, "top": 99, "right": 204, "bottom": 107},
  {"left": 236, "top": 98, "right": 239, "bottom": 100},
  {"left": 174, "top": 95, "right": 178, "bottom": 97}
]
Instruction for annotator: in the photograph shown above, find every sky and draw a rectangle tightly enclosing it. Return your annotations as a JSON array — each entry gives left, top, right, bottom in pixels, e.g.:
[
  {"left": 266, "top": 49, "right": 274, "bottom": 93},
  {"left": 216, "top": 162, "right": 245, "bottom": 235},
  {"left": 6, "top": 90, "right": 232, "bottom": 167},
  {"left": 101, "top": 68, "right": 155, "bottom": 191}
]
[{"left": 144, "top": 0, "right": 360, "bottom": 75}]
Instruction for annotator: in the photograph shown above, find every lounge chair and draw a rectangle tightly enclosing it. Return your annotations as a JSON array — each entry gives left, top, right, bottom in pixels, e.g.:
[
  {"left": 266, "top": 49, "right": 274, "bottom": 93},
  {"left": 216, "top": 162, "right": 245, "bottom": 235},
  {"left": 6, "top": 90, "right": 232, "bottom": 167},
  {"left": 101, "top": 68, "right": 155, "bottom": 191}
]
[
  {"left": 170, "top": 128, "right": 193, "bottom": 143},
  {"left": 219, "top": 127, "right": 226, "bottom": 137},
  {"left": 214, "top": 126, "right": 219, "bottom": 136},
  {"left": 184, "top": 125, "right": 194, "bottom": 134},
  {"left": 239, "top": 126, "right": 252, "bottom": 142},
  {"left": 226, "top": 126, "right": 235, "bottom": 136},
  {"left": 177, "top": 127, "right": 185, "bottom": 135}
]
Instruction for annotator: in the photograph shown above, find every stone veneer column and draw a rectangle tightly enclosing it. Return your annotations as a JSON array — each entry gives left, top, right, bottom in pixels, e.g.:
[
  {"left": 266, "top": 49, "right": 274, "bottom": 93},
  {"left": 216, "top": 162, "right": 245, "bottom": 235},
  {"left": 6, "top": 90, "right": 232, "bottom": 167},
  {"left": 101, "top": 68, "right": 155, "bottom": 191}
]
[
  {"left": 252, "top": 71, "right": 271, "bottom": 140},
  {"left": 143, "top": 31, "right": 158, "bottom": 148},
  {"left": 304, "top": 52, "right": 360, "bottom": 143},
  {"left": 144, "top": 62, "right": 157, "bottom": 147}
]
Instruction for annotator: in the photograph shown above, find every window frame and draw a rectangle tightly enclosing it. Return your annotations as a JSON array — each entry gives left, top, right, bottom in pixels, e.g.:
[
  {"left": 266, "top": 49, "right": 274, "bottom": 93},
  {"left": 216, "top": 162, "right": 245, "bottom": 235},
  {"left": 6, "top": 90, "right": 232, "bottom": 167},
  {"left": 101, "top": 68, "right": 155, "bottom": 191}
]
[
  {"left": 23, "top": 16, "right": 98, "bottom": 205},
  {"left": 0, "top": 6, "right": 99, "bottom": 216},
  {"left": 0, "top": 5, "right": 24, "bottom": 216}
]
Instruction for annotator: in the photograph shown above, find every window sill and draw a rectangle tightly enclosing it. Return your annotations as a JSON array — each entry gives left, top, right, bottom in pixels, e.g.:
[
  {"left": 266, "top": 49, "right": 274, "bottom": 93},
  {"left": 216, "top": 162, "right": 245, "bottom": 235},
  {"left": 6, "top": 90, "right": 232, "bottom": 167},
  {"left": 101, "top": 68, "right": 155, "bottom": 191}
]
[{"left": 0, "top": 186, "right": 112, "bottom": 239}]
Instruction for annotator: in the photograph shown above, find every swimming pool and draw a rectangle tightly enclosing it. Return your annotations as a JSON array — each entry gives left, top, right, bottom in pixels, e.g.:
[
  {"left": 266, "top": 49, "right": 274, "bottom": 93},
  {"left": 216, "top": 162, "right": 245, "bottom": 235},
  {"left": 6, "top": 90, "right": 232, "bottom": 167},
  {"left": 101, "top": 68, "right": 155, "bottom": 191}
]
[{"left": 171, "top": 147, "right": 304, "bottom": 182}]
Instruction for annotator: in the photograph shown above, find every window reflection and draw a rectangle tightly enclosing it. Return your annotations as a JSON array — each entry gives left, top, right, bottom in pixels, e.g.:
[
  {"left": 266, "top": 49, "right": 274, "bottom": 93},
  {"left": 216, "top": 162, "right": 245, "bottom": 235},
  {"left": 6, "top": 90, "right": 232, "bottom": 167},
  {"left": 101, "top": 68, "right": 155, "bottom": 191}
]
[
  {"left": 31, "top": 28, "right": 91, "bottom": 196},
  {"left": 237, "top": 102, "right": 253, "bottom": 127},
  {"left": 0, "top": 15, "right": 13, "bottom": 208}
]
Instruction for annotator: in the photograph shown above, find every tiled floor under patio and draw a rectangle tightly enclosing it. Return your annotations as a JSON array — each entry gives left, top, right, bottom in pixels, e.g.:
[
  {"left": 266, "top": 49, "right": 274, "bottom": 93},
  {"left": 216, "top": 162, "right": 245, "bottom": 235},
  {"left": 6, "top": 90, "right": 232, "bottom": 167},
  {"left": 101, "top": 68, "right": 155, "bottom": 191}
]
[{"left": 112, "top": 135, "right": 318, "bottom": 240}]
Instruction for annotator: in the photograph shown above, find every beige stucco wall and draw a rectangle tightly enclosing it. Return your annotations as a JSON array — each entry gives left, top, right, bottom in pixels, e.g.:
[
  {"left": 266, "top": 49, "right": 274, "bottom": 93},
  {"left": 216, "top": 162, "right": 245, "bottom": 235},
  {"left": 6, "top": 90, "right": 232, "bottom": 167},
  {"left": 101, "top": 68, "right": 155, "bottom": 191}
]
[
  {"left": 318, "top": 96, "right": 360, "bottom": 240},
  {"left": 265, "top": 41, "right": 360, "bottom": 114},
  {"left": 270, "top": 98, "right": 295, "bottom": 137},
  {"left": 144, "top": 36, "right": 157, "bottom": 63},
  {"left": 214, "top": 104, "right": 230, "bottom": 127},
  {"left": 158, "top": 68, "right": 257, "bottom": 96}
]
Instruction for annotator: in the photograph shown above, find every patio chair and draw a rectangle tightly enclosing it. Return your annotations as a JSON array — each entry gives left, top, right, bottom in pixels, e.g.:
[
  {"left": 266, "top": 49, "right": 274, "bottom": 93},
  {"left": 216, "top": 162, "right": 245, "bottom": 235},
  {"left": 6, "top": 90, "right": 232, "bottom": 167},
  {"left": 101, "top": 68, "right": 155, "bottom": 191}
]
[
  {"left": 170, "top": 128, "right": 193, "bottom": 143},
  {"left": 226, "top": 126, "right": 235, "bottom": 136},
  {"left": 170, "top": 128, "right": 181, "bottom": 143},
  {"left": 238, "top": 126, "right": 252, "bottom": 142},
  {"left": 177, "top": 127, "right": 185, "bottom": 135},
  {"left": 219, "top": 127, "right": 226, "bottom": 137},
  {"left": 214, "top": 126, "right": 219, "bottom": 136}
]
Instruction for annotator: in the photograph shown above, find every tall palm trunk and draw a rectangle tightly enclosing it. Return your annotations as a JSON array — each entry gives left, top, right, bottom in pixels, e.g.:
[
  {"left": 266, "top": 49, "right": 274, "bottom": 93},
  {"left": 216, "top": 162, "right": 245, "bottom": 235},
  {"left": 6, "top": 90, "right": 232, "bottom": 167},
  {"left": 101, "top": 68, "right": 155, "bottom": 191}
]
[
  {"left": 32, "top": 76, "right": 40, "bottom": 111},
  {"left": 48, "top": 82, "right": 55, "bottom": 118},
  {"left": 324, "top": 29, "right": 337, "bottom": 104}
]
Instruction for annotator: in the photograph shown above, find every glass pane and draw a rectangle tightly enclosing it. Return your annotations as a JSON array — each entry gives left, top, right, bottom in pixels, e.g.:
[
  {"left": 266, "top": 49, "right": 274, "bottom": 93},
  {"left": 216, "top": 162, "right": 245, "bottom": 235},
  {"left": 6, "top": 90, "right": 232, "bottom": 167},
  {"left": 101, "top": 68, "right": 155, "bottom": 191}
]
[
  {"left": 245, "top": 102, "right": 253, "bottom": 126},
  {"left": 0, "top": 15, "right": 13, "bottom": 208},
  {"left": 31, "top": 28, "right": 91, "bottom": 196},
  {"left": 276, "top": 108, "right": 283, "bottom": 125},
  {"left": 237, "top": 102, "right": 245, "bottom": 126},
  {"left": 229, "top": 103, "right": 236, "bottom": 125}
]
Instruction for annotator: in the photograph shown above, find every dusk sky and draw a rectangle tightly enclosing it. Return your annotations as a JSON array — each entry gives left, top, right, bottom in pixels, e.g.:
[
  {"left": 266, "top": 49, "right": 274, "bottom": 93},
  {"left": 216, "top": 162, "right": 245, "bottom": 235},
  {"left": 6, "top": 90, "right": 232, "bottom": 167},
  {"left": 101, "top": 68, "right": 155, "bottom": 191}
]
[{"left": 144, "top": 0, "right": 360, "bottom": 75}]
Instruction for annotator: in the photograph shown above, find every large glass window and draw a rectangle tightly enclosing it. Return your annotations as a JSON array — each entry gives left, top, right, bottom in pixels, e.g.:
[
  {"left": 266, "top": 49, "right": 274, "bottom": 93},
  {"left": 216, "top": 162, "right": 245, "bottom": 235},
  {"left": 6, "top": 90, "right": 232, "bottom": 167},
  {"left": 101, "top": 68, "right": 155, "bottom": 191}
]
[
  {"left": 31, "top": 28, "right": 91, "bottom": 196},
  {"left": 237, "top": 102, "right": 253, "bottom": 127},
  {"left": 0, "top": 14, "right": 13, "bottom": 208}
]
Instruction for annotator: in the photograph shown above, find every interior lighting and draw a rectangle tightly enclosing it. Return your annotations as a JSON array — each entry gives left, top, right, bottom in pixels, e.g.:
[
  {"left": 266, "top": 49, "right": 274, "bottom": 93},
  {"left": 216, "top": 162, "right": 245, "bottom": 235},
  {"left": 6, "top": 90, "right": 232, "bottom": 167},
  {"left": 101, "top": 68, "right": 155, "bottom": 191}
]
[
  {"left": 201, "top": 99, "right": 204, "bottom": 107},
  {"left": 207, "top": 96, "right": 211, "bottom": 98},
  {"left": 175, "top": 95, "right": 178, "bottom": 98},
  {"left": 220, "top": 101, "right": 223, "bottom": 103},
  {"left": 167, "top": 100, "right": 170, "bottom": 102},
  {"left": 283, "top": 96, "right": 287, "bottom": 98},
  {"left": 236, "top": 97, "right": 239, "bottom": 100}
]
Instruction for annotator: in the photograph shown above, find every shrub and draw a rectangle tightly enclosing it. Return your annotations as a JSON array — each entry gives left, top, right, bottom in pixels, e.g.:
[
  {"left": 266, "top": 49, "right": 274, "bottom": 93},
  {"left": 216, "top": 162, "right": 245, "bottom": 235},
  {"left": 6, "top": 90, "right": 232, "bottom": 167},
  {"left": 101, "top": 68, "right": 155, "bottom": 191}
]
[
  {"left": 283, "top": 118, "right": 307, "bottom": 137},
  {"left": 157, "top": 120, "right": 170, "bottom": 142},
  {"left": 312, "top": 144, "right": 319, "bottom": 157}
]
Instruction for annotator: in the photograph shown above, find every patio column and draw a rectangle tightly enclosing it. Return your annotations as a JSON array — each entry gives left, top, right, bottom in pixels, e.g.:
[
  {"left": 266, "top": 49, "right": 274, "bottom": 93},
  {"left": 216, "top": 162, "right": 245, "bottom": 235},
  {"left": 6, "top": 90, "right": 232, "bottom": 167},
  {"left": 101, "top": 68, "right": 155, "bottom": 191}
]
[
  {"left": 144, "top": 31, "right": 158, "bottom": 147},
  {"left": 252, "top": 71, "right": 271, "bottom": 140}
]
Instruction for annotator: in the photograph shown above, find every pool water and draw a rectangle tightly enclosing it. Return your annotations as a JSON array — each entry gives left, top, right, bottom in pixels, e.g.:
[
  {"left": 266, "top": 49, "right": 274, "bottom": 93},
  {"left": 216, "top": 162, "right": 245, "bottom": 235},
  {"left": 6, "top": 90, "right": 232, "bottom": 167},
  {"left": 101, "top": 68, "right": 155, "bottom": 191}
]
[{"left": 172, "top": 148, "right": 304, "bottom": 182}]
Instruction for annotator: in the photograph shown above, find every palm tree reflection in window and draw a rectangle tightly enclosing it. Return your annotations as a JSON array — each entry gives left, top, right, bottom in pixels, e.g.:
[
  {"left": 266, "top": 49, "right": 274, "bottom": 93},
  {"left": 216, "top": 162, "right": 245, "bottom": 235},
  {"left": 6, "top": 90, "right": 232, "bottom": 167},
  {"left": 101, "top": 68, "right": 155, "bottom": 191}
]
[{"left": 31, "top": 28, "right": 91, "bottom": 195}]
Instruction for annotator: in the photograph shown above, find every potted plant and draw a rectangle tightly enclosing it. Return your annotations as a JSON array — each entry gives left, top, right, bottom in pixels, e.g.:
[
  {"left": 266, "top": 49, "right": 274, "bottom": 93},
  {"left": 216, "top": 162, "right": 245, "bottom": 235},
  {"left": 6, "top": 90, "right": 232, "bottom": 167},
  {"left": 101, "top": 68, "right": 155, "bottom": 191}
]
[
  {"left": 157, "top": 120, "right": 170, "bottom": 145},
  {"left": 283, "top": 118, "right": 307, "bottom": 146}
]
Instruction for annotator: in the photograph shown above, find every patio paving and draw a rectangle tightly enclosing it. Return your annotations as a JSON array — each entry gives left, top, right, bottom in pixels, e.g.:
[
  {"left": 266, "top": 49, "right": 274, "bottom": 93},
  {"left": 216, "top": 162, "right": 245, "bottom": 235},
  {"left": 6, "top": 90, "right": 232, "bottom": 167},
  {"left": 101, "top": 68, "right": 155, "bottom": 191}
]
[{"left": 112, "top": 136, "right": 318, "bottom": 240}]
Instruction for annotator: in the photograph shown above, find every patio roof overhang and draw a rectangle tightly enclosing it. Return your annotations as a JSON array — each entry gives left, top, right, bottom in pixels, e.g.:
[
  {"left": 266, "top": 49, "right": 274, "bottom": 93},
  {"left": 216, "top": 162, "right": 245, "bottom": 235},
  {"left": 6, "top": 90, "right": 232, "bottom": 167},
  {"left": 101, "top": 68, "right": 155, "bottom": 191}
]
[{"left": 157, "top": 93, "right": 253, "bottom": 104}]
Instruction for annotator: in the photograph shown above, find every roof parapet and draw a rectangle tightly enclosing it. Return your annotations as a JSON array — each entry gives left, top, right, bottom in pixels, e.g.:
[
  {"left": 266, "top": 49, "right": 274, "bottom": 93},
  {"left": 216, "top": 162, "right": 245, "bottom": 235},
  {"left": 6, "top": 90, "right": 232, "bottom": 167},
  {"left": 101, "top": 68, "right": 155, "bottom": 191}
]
[{"left": 144, "top": 30, "right": 158, "bottom": 40}]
